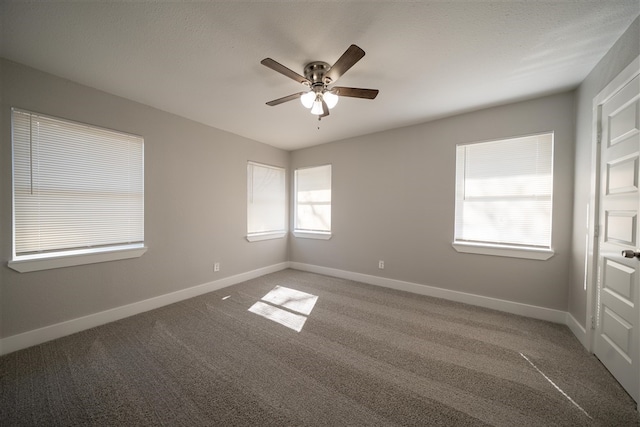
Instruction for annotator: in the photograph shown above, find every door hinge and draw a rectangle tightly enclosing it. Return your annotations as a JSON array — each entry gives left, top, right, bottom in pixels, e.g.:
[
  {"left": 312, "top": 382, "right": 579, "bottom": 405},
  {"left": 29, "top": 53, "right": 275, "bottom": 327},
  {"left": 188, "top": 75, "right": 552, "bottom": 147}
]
[
  {"left": 590, "top": 316, "right": 597, "bottom": 330},
  {"left": 594, "top": 225, "right": 599, "bottom": 238}
]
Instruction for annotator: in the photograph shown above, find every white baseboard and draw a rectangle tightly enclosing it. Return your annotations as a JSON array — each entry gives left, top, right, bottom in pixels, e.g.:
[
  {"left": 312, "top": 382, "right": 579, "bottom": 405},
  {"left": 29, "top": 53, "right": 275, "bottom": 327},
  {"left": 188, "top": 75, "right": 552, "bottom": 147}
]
[
  {"left": 0, "top": 262, "right": 289, "bottom": 356},
  {"left": 565, "top": 312, "right": 589, "bottom": 349},
  {"left": 289, "top": 262, "right": 568, "bottom": 324}
]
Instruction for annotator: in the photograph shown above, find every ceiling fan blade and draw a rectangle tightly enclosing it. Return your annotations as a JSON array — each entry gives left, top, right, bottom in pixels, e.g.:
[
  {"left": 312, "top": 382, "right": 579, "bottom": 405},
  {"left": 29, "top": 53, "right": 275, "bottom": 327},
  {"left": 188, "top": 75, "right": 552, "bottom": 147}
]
[
  {"left": 320, "top": 99, "right": 329, "bottom": 117},
  {"left": 261, "top": 58, "right": 310, "bottom": 86},
  {"left": 324, "top": 44, "right": 365, "bottom": 84},
  {"left": 332, "top": 87, "right": 379, "bottom": 99},
  {"left": 266, "top": 92, "right": 306, "bottom": 106}
]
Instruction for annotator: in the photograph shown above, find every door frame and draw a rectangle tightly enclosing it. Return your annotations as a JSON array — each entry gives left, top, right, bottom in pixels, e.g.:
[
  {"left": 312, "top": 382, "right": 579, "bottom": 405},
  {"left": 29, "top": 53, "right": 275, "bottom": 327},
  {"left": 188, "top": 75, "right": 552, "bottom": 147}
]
[{"left": 585, "top": 55, "right": 640, "bottom": 399}]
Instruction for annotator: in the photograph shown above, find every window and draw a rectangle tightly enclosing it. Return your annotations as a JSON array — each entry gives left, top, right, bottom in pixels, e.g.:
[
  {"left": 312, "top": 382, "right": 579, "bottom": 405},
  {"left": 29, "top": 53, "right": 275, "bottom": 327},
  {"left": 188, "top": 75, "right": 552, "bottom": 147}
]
[
  {"left": 294, "top": 164, "right": 332, "bottom": 239},
  {"left": 453, "top": 132, "right": 554, "bottom": 260},
  {"left": 9, "top": 108, "right": 145, "bottom": 272},
  {"left": 247, "top": 161, "right": 286, "bottom": 241}
]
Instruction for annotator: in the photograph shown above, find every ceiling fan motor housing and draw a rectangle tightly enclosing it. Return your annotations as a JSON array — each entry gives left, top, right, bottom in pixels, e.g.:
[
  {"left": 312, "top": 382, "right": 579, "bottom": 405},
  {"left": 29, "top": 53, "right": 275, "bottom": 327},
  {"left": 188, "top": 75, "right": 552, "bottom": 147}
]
[{"left": 304, "top": 61, "right": 331, "bottom": 92}]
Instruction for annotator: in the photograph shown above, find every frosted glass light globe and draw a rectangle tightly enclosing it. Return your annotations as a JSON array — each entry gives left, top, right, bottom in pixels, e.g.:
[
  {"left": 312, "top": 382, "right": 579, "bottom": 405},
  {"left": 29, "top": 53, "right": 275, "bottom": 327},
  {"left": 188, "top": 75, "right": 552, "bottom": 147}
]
[
  {"left": 323, "top": 92, "right": 339, "bottom": 109},
  {"left": 300, "top": 91, "right": 315, "bottom": 108},
  {"left": 310, "top": 100, "right": 324, "bottom": 115}
]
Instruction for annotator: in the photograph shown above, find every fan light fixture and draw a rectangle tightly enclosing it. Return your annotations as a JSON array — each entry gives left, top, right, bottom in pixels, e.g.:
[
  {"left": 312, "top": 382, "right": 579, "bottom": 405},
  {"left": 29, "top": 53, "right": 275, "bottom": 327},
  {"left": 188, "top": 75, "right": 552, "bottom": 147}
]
[{"left": 301, "top": 91, "right": 339, "bottom": 115}]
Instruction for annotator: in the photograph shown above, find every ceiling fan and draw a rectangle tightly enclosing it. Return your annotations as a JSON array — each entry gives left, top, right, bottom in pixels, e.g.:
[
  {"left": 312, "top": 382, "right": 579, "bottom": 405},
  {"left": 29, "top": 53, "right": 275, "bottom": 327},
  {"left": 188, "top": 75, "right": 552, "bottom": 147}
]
[{"left": 261, "top": 44, "right": 379, "bottom": 119}]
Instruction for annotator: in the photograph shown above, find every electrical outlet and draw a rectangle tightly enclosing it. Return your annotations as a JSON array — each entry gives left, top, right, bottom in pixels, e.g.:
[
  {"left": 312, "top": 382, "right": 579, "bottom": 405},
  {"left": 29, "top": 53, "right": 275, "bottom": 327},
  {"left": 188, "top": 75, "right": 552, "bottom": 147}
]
[
  {"left": 214, "top": 262, "right": 220, "bottom": 272},
  {"left": 378, "top": 260, "right": 384, "bottom": 269}
]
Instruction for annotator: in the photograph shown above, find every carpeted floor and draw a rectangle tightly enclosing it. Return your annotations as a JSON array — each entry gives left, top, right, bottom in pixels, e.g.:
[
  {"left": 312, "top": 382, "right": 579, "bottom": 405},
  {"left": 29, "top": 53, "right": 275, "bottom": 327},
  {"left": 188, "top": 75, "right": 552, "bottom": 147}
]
[{"left": 1, "top": 269, "right": 639, "bottom": 426}]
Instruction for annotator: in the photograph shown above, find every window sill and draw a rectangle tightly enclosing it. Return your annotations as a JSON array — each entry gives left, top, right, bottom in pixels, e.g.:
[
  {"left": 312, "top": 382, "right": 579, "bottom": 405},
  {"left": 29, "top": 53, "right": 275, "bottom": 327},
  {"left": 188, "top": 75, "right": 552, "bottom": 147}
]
[
  {"left": 452, "top": 242, "right": 554, "bottom": 260},
  {"left": 8, "top": 244, "right": 147, "bottom": 273},
  {"left": 246, "top": 231, "right": 287, "bottom": 242},
  {"left": 293, "top": 230, "right": 332, "bottom": 240}
]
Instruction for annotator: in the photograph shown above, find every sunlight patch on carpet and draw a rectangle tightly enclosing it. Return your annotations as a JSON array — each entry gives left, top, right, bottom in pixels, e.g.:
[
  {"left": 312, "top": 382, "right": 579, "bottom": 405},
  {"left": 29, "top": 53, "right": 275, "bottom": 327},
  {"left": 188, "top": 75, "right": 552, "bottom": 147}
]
[
  {"left": 248, "top": 301, "right": 307, "bottom": 332},
  {"left": 261, "top": 286, "right": 318, "bottom": 315},
  {"left": 248, "top": 286, "right": 318, "bottom": 332},
  {"left": 520, "top": 352, "right": 592, "bottom": 420}
]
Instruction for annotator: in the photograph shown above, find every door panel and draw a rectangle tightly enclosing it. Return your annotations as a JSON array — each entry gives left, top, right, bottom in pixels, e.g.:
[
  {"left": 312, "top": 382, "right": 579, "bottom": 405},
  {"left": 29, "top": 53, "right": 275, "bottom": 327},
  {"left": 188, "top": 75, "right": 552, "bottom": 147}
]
[
  {"left": 604, "top": 258, "right": 634, "bottom": 299},
  {"left": 595, "top": 73, "right": 640, "bottom": 402},
  {"left": 601, "top": 307, "right": 632, "bottom": 358},
  {"left": 610, "top": 99, "right": 639, "bottom": 143},
  {"left": 607, "top": 155, "right": 638, "bottom": 194},
  {"left": 605, "top": 211, "right": 636, "bottom": 245}
]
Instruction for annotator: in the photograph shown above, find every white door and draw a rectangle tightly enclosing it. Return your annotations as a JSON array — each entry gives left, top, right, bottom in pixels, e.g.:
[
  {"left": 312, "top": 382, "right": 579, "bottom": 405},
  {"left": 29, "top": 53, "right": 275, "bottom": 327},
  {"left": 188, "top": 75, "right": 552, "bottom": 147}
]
[{"left": 595, "top": 73, "right": 640, "bottom": 403}]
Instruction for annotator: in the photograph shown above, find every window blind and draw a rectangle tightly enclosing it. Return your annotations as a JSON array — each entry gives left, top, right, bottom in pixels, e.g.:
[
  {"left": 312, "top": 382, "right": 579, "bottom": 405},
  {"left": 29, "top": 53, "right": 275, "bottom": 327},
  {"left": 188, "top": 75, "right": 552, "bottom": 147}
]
[
  {"left": 247, "top": 162, "right": 286, "bottom": 235},
  {"left": 12, "top": 109, "right": 144, "bottom": 257},
  {"left": 454, "top": 133, "right": 553, "bottom": 248},
  {"left": 295, "top": 164, "right": 332, "bottom": 233}
]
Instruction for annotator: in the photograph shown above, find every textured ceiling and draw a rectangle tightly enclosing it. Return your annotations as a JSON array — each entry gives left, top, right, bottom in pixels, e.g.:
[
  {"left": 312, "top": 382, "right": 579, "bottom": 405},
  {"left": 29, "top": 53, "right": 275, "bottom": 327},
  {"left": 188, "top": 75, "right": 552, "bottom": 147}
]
[{"left": 1, "top": 2, "right": 638, "bottom": 150}]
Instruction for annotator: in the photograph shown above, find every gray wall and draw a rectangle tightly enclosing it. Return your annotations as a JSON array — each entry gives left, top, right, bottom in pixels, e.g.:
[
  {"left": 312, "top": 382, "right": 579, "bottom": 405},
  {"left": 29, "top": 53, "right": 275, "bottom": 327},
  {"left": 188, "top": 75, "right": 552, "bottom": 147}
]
[
  {"left": 0, "top": 59, "right": 289, "bottom": 338},
  {"left": 290, "top": 92, "right": 575, "bottom": 310},
  {"left": 569, "top": 17, "right": 640, "bottom": 328}
]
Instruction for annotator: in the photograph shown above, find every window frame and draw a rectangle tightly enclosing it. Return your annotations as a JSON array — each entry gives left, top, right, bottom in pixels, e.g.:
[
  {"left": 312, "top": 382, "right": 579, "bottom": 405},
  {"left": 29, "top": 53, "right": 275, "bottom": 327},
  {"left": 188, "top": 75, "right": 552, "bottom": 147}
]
[
  {"left": 246, "top": 161, "right": 287, "bottom": 242},
  {"left": 8, "top": 108, "right": 146, "bottom": 273},
  {"left": 293, "top": 164, "right": 332, "bottom": 240},
  {"left": 452, "top": 132, "right": 555, "bottom": 260}
]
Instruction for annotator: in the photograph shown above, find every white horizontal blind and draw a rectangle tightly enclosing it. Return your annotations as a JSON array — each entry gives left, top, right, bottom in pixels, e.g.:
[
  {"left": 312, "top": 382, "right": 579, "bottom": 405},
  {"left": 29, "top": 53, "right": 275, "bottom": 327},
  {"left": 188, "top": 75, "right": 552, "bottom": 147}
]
[
  {"left": 295, "top": 165, "right": 331, "bottom": 232},
  {"left": 455, "top": 133, "right": 553, "bottom": 248},
  {"left": 247, "top": 162, "right": 286, "bottom": 235},
  {"left": 12, "top": 109, "right": 144, "bottom": 257}
]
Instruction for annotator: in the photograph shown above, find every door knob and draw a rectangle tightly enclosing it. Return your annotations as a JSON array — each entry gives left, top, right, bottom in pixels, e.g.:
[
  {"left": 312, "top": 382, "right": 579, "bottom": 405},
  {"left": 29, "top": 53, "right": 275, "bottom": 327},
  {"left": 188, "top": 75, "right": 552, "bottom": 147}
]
[{"left": 621, "top": 249, "right": 640, "bottom": 259}]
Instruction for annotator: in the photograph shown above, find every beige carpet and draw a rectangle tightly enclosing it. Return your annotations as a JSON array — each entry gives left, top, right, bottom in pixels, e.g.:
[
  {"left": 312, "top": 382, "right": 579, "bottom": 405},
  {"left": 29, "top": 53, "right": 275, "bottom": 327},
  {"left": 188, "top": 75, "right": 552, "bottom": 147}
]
[{"left": 1, "top": 269, "right": 638, "bottom": 426}]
